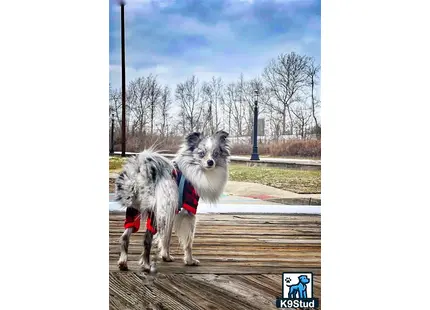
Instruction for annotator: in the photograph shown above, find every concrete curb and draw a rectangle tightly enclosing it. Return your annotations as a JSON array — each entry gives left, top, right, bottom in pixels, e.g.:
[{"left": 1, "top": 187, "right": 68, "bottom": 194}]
[
  {"left": 110, "top": 152, "right": 321, "bottom": 170},
  {"left": 265, "top": 197, "right": 321, "bottom": 206}
]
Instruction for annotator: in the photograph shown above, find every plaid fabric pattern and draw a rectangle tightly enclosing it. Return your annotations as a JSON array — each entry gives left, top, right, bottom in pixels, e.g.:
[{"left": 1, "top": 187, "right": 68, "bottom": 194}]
[
  {"left": 174, "top": 168, "right": 200, "bottom": 215},
  {"left": 124, "top": 167, "right": 200, "bottom": 235}
]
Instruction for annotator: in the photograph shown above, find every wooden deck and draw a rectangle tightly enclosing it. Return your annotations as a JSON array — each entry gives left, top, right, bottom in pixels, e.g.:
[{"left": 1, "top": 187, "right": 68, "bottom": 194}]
[{"left": 109, "top": 213, "right": 321, "bottom": 310}]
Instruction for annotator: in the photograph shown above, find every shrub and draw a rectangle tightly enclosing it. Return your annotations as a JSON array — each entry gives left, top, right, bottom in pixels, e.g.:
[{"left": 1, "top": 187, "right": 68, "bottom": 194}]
[{"left": 112, "top": 133, "right": 320, "bottom": 158}]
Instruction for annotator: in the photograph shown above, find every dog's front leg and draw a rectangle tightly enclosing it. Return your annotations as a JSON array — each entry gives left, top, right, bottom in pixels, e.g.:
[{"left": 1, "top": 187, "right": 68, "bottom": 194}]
[
  {"left": 184, "top": 240, "right": 199, "bottom": 266},
  {"left": 175, "top": 211, "right": 199, "bottom": 266},
  {"left": 118, "top": 228, "right": 133, "bottom": 270}
]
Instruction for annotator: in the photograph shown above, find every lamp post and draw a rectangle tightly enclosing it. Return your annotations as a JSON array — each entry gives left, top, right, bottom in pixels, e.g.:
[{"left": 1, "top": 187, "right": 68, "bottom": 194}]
[
  {"left": 250, "top": 89, "right": 260, "bottom": 160},
  {"left": 119, "top": 0, "right": 126, "bottom": 157},
  {"left": 110, "top": 113, "right": 115, "bottom": 155}
]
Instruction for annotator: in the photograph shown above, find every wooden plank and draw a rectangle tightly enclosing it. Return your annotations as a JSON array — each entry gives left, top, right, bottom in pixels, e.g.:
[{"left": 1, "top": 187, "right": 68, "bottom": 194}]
[
  {"left": 110, "top": 272, "right": 197, "bottom": 310},
  {"left": 109, "top": 213, "right": 321, "bottom": 309},
  {"left": 109, "top": 220, "right": 322, "bottom": 226},
  {"left": 109, "top": 213, "right": 321, "bottom": 223},
  {"left": 109, "top": 226, "right": 321, "bottom": 234},
  {"left": 109, "top": 248, "right": 321, "bottom": 255},
  {"left": 109, "top": 264, "right": 321, "bottom": 275},
  {"left": 109, "top": 273, "right": 321, "bottom": 310},
  {"left": 160, "top": 274, "right": 257, "bottom": 310}
]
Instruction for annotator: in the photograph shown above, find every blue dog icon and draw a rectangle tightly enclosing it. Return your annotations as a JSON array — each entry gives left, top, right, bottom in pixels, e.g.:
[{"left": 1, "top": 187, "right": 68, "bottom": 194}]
[{"left": 286, "top": 275, "right": 310, "bottom": 298}]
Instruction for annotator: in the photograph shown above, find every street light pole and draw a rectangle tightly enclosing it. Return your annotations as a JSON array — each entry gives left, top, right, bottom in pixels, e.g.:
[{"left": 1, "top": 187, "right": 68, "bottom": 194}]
[
  {"left": 120, "top": 1, "right": 126, "bottom": 157},
  {"left": 110, "top": 113, "right": 115, "bottom": 155},
  {"left": 250, "top": 89, "right": 260, "bottom": 160}
]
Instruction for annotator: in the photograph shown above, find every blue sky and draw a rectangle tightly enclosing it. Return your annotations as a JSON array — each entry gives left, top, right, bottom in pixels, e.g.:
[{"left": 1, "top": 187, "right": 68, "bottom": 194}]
[{"left": 109, "top": 0, "right": 320, "bottom": 91}]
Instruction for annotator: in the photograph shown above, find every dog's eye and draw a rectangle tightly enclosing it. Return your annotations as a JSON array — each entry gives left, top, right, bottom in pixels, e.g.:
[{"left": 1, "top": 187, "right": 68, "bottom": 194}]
[
  {"left": 198, "top": 150, "right": 205, "bottom": 157},
  {"left": 213, "top": 150, "right": 219, "bottom": 157}
]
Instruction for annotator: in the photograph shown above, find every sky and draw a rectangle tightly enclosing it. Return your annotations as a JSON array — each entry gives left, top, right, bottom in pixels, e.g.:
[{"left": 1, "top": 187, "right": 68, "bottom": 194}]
[{"left": 109, "top": 0, "right": 321, "bottom": 92}]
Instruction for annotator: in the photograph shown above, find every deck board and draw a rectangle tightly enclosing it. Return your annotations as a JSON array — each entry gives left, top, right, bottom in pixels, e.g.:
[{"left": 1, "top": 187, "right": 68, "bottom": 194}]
[{"left": 109, "top": 213, "right": 321, "bottom": 310}]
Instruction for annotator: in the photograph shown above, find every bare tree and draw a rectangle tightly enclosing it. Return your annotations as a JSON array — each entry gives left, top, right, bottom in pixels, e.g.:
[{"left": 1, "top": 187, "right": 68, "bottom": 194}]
[
  {"left": 269, "top": 110, "right": 283, "bottom": 141},
  {"left": 126, "top": 75, "right": 162, "bottom": 136},
  {"left": 263, "top": 52, "right": 311, "bottom": 135},
  {"left": 248, "top": 78, "right": 270, "bottom": 113},
  {"left": 218, "top": 94, "right": 227, "bottom": 132},
  {"left": 201, "top": 83, "right": 213, "bottom": 135},
  {"left": 158, "top": 85, "right": 172, "bottom": 137},
  {"left": 224, "top": 77, "right": 247, "bottom": 137},
  {"left": 223, "top": 83, "right": 236, "bottom": 135},
  {"left": 109, "top": 83, "right": 134, "bottom": 136},
  {"left": 175, "top": 75, "right": 205, "bottom": 134},
  {"left": 243, "top": 79, "right": 255, "bottom": 136},
  {"left": 109, "top": 85, "right": 122, "bottom": 131},
  {"left": 128, "top": 77, "right": 149, "bottom": 135},
  {"left": 233, "top": 74, "right": 247, "bottom": 136},
  {"left": 243, "top": 77, "right": 272, "bottom": 135},
  {"left": 146, "top": 74, "right": 162, "bottom": 135},
  {"left": 210, "top": 77, "right": 224, "bottom": 132},
  {"left": 291, "top": 104, "right": 313, "bottom": 139},
  {"left": 109, "top": 51, "right": 320, "bottom": 142},
  {"left": 201, "top": 76, "right": 224, "bottom": 135},
  {"left": 306, "top": 59, "right": 321, "bottom": 139}
]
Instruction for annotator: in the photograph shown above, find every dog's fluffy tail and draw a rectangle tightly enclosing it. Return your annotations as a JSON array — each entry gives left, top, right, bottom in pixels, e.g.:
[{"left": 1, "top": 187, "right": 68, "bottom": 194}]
[
  {"left": 114, "top": 155, "right": 140, "bottom": 209},
  {"left": 114, "top": 150, "right": 175, "bottom": 213}
]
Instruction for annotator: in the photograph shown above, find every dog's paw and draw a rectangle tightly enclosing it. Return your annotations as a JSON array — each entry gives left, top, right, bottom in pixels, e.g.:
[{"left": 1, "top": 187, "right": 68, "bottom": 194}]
[
  {"left": 162, "top": 255, "right": 175, "bottom": 262},
  {"left": 118, "top": 253, "right": 128, "bottom": 270},
  {"left": 141, "top": 263, "right": 157, "bottom": 274},
  {"left": 184, "top": 258, "right": 200, "bottom": 266},
  {"left": 138, "top": 258, "right": 151, "bottom": 272},
  {"left": 141, "top": 263, "right": 151, "bottom": 272},
  {"left": 149, "top": 263, "right": 158, "bottom": 274},
  {"left": 118, "top": 260, "right": 128, "bottom": 271}
]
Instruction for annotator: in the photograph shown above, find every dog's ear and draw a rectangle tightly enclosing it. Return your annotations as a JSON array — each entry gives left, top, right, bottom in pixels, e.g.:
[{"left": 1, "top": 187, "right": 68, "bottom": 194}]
[
  {"left": 185, "top": 132, "right": 202, "bottom": 151},
  {"left": 214, "top": 130, "right": 230, "bottom": 156},
  {"left": 214, "top": 130, "right": 229, "bottom": 143}
]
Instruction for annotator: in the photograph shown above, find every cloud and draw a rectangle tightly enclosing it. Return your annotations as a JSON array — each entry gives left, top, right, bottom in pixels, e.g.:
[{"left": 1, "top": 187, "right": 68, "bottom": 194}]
[{"left": 109, "top": 0, "right": 320, "bottom": 91}]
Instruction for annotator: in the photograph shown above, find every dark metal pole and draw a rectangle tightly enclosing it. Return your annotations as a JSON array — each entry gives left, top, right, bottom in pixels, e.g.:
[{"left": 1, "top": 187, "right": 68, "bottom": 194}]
[
  {"left": 110, "top": 113, "right": 115, "bottom": 155},
  {"left": 250, "top": 90, "right": 260, "bottom": 160},
  {"left": 120, "top": 1, "right": 126, "bottom": 157}
]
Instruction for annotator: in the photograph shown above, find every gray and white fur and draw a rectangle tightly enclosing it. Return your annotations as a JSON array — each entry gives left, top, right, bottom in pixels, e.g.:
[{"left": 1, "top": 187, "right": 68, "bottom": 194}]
[{"left": 115, "top": 130, "right": 230, "bottom": 272}]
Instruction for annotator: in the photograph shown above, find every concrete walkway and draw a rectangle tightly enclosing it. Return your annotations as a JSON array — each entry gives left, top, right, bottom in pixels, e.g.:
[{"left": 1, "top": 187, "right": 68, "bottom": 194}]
[
  {"left": 224, "top": 181, "right": 320, "bottom": 205},
  {"left": 111, "top": 152, "right": 321, "bottom": 168},
  {"left": 109, "top": 173, "right": 320, "bottom": 206},
  {"left": 228, "top": 155, "right": 320, "bottom": 165}
]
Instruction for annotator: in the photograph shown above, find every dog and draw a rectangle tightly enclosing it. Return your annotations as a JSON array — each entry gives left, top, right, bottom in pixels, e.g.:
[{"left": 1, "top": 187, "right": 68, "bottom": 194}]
[
  {"left": 287, "top": 275, "right": 310, "bottom": 298},
  {"left": 114, "top": 130, "right": 230, "bottom": 272}
]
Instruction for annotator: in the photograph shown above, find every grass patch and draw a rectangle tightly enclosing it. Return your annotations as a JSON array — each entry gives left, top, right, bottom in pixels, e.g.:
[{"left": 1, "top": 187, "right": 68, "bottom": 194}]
[
  {"left": 109, "top": 156, "right": 127, "bottom": 173},
  {"left": 109, "top": 157, "right": 320, "bottom": 194},
  {"left": 228, "top": 164, "right": 320, "bottom": 194}
]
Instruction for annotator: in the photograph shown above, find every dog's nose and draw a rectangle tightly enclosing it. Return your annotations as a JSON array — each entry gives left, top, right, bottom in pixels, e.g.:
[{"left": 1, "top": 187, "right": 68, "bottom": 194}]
[{"left": 207, "top": 159, "right": 214, "bottom": 167}]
